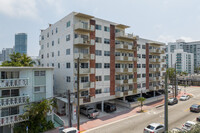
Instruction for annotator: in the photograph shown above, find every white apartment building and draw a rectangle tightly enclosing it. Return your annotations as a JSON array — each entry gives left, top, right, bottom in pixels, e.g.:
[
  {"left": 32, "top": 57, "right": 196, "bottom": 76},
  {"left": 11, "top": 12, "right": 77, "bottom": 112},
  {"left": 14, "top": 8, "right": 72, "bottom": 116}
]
[
  {"left": 39, "top": 12, "right": 166, "bottom": 120},
  {"left": 0, "top": 67, "right": 54, "bottom": 133},
  {"left": 167, "top": 49, "right": 194, "bottom": 74}
]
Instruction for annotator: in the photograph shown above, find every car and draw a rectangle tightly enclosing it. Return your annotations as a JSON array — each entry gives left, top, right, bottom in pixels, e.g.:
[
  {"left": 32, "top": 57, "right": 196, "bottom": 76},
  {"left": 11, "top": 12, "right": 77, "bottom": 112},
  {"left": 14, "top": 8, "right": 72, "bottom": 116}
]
[
  {"left": 80, "top": 106, "right": 100, "bottom": 119},
  {"left": 182, "top": 121, "right": 196, "bottom": 131},
  {"left": 171, "top": 127, "right": 182, "bottom": 133},
  {"left": 96, "top": 102, "right": 117, "bottom": 113},
  {"left": 61, "top": 127, "right": 79, "bottom": 133},
  {"left": 196, "top": 116, "right": 200, "bottom": 122},
  {"left": 144, "top": 123, "right": 165, "bottom": 133},
  {"left": 190, "top": 104, "right": 200, "bottom": 113},
  {"left": 180, "top": 95, "right": 190, "bottom": 101},
  {"left": 126, "top": 96, "right": 137, "bottom": 102},
  {"left": 168, "top": 85, "right": 173, "bottom": 89},
  {"left": 168, "top": 98, "right": 178, "bottom": 105}
]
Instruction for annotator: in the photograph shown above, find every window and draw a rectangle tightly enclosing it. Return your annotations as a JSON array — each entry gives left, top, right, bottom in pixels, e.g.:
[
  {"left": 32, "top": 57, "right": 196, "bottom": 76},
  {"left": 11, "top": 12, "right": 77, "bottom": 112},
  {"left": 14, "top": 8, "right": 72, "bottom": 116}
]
[
  {"left": 34, "top": 87, "right": 40, "bottom": 92},
  {"left": 52, "top": 63, "right": 54, "bottom": 67},
  {"left": 142, "top": 74, "right": 146, "bottom": 78},
  {"left": 52, "top": 41, "right": 54, "bottom": 46},
  {"left": 137, "top": 44, "right": 141, "bottom": 48},
  {"left": 66, "top": 76, "right": 71, "bottom": 82},
  {"left": 104, "top": 51, "right": 110, "bottom": 56},
  {"left": 142, "top": 45, "right": 146, "bottom": 49},
  {"left": 58, "top": 63, "right": 60, "bottom": 68},
  {"left": 81, "top": 91, "right": 88, "bottom": 97},
  {"left": 47, "top": 63, "right": 49, "bottom": 67},
  {"left": 142, "top": 83, "right": 146, "bottom": 87},
  {"left": 104, "top": 26, "right": 110, "bottom": 32},
  {"left": 104, "top": 38, "right": 110, "bottom": 44},
  {"left": 47, "top": 53, "right": 49, "bottom": 58},
  {"left": 95, "top": 63, "right": 102, "bottom": 68},
  {"left": 81, "top": 76, "right": 89, "bottom": 83},
  {"left": 56, "top": 27, "right": 58, "bottom": 33},
  {"left": 95, "top": 24, "right": 102, "bottom": 30},
  {"left": 104, "top": 75, "right": 110, "bottom": 81},
  {"left": 58, "top": 38, "right": 60, "bottom": 44},
  {"left": 115, "top": 52, "right": 120, "bottom": 56},
  {"left": 66, "top": 34, "right": 70, "bottom": 41},
  {"left": 66, "top": 21, "right": 70, "bottom": 27},
  {"left": 95, "top": 50, "right": 102, "bottom": 56},
  {"left": 66, "top": 63, "right": 70, "bottom": 68},
  {"left": 137, "top": 64, "right": 141, "bottom": 68},
  {"left": 47, "top": 43, "right": 49, "bottom": 48},
  {"left": 41, "top": 45, "right": 44, "bottom": 49},
  {"left": 137, "top": 74, "right": 141, "bottom": 78},
  {"left": 66, "top": 49, "right": 70, "bottom": 55},
  {"left": 104, "top": 63, "right": 110, "bottom": 68},
  {"left": 47, "top": 32, "right": 49, "bottom": 38},
  {"left": 52, "top": 30, "right": 53, "bottom": 35},
  {"left": 95, "top": 76, "right": 102, "bottom": 81},
  {"left": 142, "top": 64, "right": 146, "bottom": 68},
  {"left": 41, "top": 35, "right": 44, "bottom": 40},
  {"left": 95, "top": 37, "right": 102, "bottom": 43},
  {"left": 34, "top": 71, "right": 45, "bottom": 76},
  {"left": 129, "top": 64, "right": 133, "bottom": 68},
  {"left": 137, "top": 54, "right": 141, "bottom": 58},
  {"left": 52, "top": 52, "right": 54, "bottom": 57},
  {"left": 58, "top": 51, "right": 60, "bottom": 56},
  {"left": 142, "top": 54, "right": 146, "bottom": 58},
  {"left": 137, "top": 84, "right": 141, "bottom": 88},
  {"left": 129, "top": 75, "right": 133, "bottom": 79},
  {"left": 95, "top": 89, "right": 102, "bottom": 94}
]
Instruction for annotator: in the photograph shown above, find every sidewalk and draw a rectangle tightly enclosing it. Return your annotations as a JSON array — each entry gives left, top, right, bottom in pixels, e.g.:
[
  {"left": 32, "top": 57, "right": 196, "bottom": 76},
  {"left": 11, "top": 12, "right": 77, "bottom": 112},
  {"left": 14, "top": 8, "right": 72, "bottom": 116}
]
[{"left": 45, "top": 92, "right": 191, "bottom": 133}]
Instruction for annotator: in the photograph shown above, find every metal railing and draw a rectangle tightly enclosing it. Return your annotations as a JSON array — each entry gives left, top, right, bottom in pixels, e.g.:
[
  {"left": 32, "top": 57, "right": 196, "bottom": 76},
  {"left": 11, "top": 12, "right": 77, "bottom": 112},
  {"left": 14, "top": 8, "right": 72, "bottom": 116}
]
[{"left": 0, "top": 78, "right": 28, "bottom": 88}]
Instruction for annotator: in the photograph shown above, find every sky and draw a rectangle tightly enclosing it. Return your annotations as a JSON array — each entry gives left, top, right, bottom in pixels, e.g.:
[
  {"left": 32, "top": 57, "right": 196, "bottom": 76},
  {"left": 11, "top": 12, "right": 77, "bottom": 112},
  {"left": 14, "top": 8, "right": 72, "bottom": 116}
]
[{"left": 0, "top": 0, "right": 200, "bottom": 56}]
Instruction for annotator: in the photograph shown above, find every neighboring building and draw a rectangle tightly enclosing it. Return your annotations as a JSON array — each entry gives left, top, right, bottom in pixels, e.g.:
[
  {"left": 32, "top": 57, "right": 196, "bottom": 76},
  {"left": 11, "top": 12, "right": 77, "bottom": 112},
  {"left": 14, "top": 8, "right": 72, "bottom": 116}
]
[
  {"left": 15, "top": 33, "right": 27, "bottom": 54},
  {"left": 1, "top": 48, "right": 14, "bottom": 61},
  {"left": 0, "top": 67, "right": 54, "bottom": 133},
  {"left": 39, "top": 12, "right": 166, "bottom": 120},
  {"left": 0, "top": 52, "right": 2, "bottom": 61},
  {"left": 167, "top": 49, "right": 194, "bottom": 74},
  {"left": 178, "top": 75, "right": 200, "bottom": 86},
  {"left": 167, "top": 39, "right": 200, "bottom": 68},
  {"left": 30, "top": 56, "right": 40, "bottom": 66}
]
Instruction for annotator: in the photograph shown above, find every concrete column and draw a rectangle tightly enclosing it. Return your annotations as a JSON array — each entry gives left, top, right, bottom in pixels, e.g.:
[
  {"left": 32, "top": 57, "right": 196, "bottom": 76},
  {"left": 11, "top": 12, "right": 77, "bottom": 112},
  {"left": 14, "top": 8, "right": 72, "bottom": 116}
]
[
  {"left": 123, "top": 96, "right": 126, "bottom": 101},
  {"left": 101, "top": 101, "right": 104, "bottom": 112},
  {"left": 154, "top": 90, "right": 156, "bottom": 97},
  {"left": 11, "top": 124, "right": 14, "bottom": 133}
]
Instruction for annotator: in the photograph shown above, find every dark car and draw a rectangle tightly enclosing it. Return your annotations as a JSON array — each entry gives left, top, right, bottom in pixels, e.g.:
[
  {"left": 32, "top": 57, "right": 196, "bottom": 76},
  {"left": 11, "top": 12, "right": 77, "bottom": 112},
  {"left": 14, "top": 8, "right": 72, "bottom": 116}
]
[
  {"left": 196, "top": 116, "right": 200, "bottom": 122},
  {"left": 168, "top": 98, "right": 178, "bottom": 105},
  {"left": 126, "top": 96, "right": 137, "bottom": 102},
  {"left": 96, "top": 102, "right": 116, "bottom": 113},
  {"left": 190, "top": 104, "right": 200, "bottom": 113}
]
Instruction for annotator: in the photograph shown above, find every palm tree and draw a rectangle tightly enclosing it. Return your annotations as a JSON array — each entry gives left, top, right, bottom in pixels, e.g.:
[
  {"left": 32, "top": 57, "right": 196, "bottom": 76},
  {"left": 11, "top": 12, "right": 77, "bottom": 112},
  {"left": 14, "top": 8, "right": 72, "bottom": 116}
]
[
  {"left": 166, "top": 68, "right": 177, "bottom": 84},
  {"left": 20, "top": 54, "right": 35, "bottom": 66},
  {"left": 137, "top": 97, "right": 146, "bottom": 112}
]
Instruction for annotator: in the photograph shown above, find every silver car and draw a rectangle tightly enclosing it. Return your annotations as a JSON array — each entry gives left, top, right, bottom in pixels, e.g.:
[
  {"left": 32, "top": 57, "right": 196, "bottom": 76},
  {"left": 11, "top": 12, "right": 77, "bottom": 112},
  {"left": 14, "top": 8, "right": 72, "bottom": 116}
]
[
  {"left": 144, "top": 123, "right": 165, "bottom": 133},
  {"left": 180, "top": 95, "right": 190, "bottom": 101}
]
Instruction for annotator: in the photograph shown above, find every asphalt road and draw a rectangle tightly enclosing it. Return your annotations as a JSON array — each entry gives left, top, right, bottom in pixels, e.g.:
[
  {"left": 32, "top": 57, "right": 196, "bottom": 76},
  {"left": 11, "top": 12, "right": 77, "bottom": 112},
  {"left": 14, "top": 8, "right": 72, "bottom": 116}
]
[{"left": 86, "top": 87, "right": 200, "bottom": 133}]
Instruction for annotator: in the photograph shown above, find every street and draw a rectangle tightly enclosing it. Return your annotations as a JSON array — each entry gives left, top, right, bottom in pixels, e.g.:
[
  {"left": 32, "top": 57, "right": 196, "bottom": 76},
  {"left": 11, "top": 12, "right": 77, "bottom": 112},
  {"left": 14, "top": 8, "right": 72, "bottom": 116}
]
[{"left": 85, "top": 86, "right": 200, "bottom": 133}]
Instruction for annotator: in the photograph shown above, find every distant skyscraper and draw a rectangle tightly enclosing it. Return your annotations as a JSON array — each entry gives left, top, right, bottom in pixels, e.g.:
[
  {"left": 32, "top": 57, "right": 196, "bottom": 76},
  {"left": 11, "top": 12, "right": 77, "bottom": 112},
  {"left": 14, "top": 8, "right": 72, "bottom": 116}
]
[{"left": 15, "top": 33, "right": 27, "bottom": 54}]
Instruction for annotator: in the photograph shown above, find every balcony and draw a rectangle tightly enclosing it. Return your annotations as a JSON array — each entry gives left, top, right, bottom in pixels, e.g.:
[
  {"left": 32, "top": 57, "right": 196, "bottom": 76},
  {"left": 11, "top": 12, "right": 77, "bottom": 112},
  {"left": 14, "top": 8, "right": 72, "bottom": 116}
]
[
  {"left": 161, "top": 67, "right": 166, "bottom": 71},
  {"left": 149, "top": 49, "right": 162, "bottom": 55},
  {"left": 115, "top": 56, "right": 133, "bottom": 62},
  {"left": 74, "top": 22, "right": 95, "bottom": 32},
  {"left": 0, "top": 78, "right": 28, "bottom": 88},
  {"left": 115, "top": 44, "right": 133, "bottom": 51},
  {"left": 0, "top": 95, "right": 29, "bottom": 108},
  {"left": 161, "top": 59, "right": 165, "bottom": 62},
  {"left": 74, "top": 37, "right": 95, "bottom": 46},
  {"left": 115, "top": 68, "right": 133, "bottom": 73},
  {"left": 0, "top": 114, "right": 28, "bottom": 126},
  {"left": 149, "top": 58, "right": 161, "bottom": 63},
  {"left": 115, "top": 91, "right": 123, "bottom": 97},
  {"left": 74, "top": 68, "right": 94, "bottom": 75},
  {"left": 74, "top": 53, "right": 90, "bottom": 60},
  {"left": 149, "top": 86, "right": 156, "bottom": 90},
  {"left": 115, "top": 31, "right": 135, "bottom": 40},
  {"left": 150, "top": 77, "right": 157, "bottom": 81},
  {"left": 75, "top": 82, "right": 94, "bottom": 90},
  {"left": 133, "top": 78, "right": 137, "bottom": 83}
]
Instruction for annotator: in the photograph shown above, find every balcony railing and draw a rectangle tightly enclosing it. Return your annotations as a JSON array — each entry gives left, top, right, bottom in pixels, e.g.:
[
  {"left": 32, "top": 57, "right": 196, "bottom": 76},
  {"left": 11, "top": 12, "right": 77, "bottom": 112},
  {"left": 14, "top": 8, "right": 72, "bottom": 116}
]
[
  {"left": 74, "top": 68, "right": 94, "bottom": 75},
  {"left": 74, "top": 37, "right": 95, "bottom": 46},
  {"left": 115, "top": 91, "right": 123, "bottom": 97},
  {"left": 74, "top": 22, "right": 94, "bottom": 32},
  {"left": 115, "top": 31, "right": 134, "bottom": 40},
  {"left": 149, "top": 58, "right": 161, "bottom": 63},
  {"left": 115, "top": 68, "right": 133, "bottom": 73},
  {"left": 0, "top": 114, "right": 28, "bottom": 126},
  {"left": 0, "top": 78, "right": 28, "bottom": 88},
  {"left": 75, "top": 82, "right": 94, "bottom": 89},
  {"left": 115, "top": 56, "right": 133, "bottom": 62},
  {"left": 0, "top": 95, "right": 29, "bottom": 108},
  {"left": 115, "top": 44, "right": 133, "bottom": 50},
  {"left": 74, "top": 53, "right": 90, "bottom": 60}
]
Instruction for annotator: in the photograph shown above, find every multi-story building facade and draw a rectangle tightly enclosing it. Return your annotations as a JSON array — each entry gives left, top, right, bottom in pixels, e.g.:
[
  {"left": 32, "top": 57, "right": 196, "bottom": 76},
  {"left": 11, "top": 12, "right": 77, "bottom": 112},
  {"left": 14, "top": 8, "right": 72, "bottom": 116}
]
[
  {"left": 39, "top": 12, "right": 166, "bottom": 119},
  {"left": 167, "top": 39, "right": 200, "bottom": 68},
  {"left": 0, "top": 48, "right": 14, "bottom": 61},
  {"left": 15, "top": 33, "right": 27, "bottom": 54},
  {"left": 0, "top": 67, "right": 53, "bottom": 133},
  {"left": 167, "top": 49, "right": 194, "bottom": 74}
]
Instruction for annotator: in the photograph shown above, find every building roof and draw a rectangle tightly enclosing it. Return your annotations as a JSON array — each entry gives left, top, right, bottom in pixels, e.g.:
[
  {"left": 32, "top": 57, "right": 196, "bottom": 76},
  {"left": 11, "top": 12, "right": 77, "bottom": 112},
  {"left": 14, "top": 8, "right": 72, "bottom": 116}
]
[{"left": 0, "top": 67, "right": 54, "bottom": 70}]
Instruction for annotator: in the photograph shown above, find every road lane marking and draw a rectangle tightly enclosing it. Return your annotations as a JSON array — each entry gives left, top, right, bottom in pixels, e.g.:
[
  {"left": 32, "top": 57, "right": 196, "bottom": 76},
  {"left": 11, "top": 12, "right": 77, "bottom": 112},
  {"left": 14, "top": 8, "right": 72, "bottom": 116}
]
[{"left": 184, "top": 108, "right": 190, "bottom": 112}]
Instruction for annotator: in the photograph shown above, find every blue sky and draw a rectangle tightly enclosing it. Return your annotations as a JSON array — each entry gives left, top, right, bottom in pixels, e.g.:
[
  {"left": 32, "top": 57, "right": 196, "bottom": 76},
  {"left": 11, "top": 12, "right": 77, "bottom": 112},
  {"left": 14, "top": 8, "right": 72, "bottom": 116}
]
[{"left": 0, "top": 0, "right": 200, "bottom": 56}]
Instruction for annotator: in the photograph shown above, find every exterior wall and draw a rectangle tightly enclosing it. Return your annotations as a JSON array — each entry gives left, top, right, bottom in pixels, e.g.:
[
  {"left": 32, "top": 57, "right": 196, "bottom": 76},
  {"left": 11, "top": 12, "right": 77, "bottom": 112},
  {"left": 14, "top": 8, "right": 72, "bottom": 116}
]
[{"left": 110, "top": 24, "right": 115, "bottom": 96}]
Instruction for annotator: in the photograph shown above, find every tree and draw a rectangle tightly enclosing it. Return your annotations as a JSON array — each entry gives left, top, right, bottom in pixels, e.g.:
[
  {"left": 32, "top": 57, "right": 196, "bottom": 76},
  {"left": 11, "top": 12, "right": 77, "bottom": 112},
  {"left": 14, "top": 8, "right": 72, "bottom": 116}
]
[
  {"left": 14, "top": 98, "right": 57, "bottom": 133},
  {"left": 1, "top": 52, "right": 35, "bottom": 67},
  {"left": 194, "top": 67, "right": 200, "bottom": 74},
  {"left": 137, "top": 97, "right": 146, "bottom": 112},
  {"left": 166, "top": 68, "right": 177, "bottom": 83}
]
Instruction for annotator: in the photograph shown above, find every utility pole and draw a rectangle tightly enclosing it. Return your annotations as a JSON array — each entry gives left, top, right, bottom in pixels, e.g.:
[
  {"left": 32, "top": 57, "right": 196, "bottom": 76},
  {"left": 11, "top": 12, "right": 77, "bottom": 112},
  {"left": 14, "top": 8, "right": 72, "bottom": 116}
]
[
  {"left": 164, "top": 72, "right": 168, "bottom": 132},
  {"left": 77, "top": 57, "right": 80, "bottom": 131},
  {"left": 175, "top": 63, "right": 177, "bottom": 97},
  {"left": 67, "top": 90, "right": 72, "bottom": 127}
]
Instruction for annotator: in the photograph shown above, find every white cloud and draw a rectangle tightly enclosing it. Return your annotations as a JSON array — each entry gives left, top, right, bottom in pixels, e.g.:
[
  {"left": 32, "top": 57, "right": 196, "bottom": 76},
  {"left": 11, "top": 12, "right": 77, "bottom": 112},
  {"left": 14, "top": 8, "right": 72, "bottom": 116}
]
[
  {"left": 0, "top": 0, "right": 38, "bottom": 19},
  {"left": 157, "top": 35, "right": 197, "bottom": 43},
  {"left": 43, "top": 0, "right": 66, "bottom": 15}
]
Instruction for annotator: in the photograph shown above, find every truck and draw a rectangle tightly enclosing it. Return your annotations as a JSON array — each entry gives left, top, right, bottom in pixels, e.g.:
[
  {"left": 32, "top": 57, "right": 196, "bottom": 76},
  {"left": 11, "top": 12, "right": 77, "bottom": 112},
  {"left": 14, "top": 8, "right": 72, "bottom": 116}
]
[{"left": 80, "top": 106, "right": 100, "bottom": 119}]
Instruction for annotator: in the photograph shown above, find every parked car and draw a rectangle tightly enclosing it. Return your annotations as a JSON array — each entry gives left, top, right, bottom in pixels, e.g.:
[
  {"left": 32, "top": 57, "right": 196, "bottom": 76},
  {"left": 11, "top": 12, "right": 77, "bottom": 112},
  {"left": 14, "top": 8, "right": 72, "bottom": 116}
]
[
  {"left": 190, "top": 104, "right": 200, "bottom": 113},
  {"left": 196, "top": 116, "right": 200, "bottom": 122},
  {"left": 144, "top": 123, "right": 165, "bottom": 133},
  {"left": 168, "top": 85, "right": 172, "bottom": 89},
  {"left": 61, "top": 127, "right": 79, "bottom": 133},
  {"left": 96, "top": 102, "right": 117, "bottom": 113},
  {"left": 80, "top": 106, "right": 100, "bottom": 119},
  {"left": 182, "top": 121, "right": 196, "bottom": 131},
  {"left": 126, "top": 96, "right": 137, "bottom": 102},
  {"left": 168, "top": 98, "right": 178, "bottom": 105},
  {"left": 171, "top": 127, "right": 182, "bottom": 133},
  {"left": 180, "top": 95, "right": 190, "bottom": 101}
]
